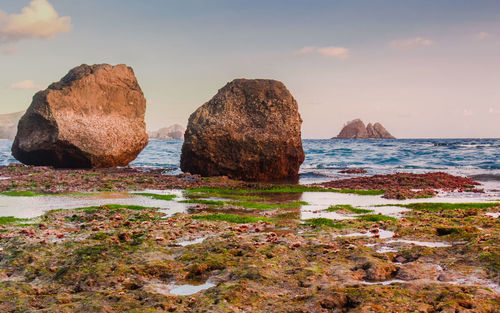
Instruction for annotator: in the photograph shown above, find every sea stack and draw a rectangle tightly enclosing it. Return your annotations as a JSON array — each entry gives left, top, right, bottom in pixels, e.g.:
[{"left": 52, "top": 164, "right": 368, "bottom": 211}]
[
  {"left": 12, "top": 64, "right": 148, "bottom": 168},
  {"left": 333, "top": 119, "right": 395, "bottom": 139},
  {"left": 181, "top": 79, "right": 305, "bottom": 182}
]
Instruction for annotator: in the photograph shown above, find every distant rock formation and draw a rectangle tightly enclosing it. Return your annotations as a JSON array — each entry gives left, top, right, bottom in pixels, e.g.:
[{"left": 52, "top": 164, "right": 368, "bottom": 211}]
[
  {"left": 181, "top": 79, "right": 305, "bottom": 182},
  {"left": 12, "top": 64, "right": 148, "bottom": 168},
  {"left": 0, "top": 111, "right": 24, "bottom": 139},
  {"left": 333, "top": 119, "right": 395, "bottom": 139},
  {"left": 149, "top": 124, "right": 185, "bottom": 140}
]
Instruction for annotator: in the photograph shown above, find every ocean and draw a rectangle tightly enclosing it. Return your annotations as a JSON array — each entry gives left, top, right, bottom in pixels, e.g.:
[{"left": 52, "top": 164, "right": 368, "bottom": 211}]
[{"left": 1, "top": 138, "right": 499, "bottom": 186}]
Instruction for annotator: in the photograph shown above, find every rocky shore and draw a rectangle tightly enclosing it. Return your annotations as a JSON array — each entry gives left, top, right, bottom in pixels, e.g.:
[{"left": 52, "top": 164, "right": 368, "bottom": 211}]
[{"left": 0, "top": 165, "right": 498, "bottom": 312}]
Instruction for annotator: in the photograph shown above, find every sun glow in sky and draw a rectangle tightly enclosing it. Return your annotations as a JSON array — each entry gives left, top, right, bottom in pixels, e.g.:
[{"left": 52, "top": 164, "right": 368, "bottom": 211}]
[{"left": 1, "top": 0, "right": 499, "bottom": 138}]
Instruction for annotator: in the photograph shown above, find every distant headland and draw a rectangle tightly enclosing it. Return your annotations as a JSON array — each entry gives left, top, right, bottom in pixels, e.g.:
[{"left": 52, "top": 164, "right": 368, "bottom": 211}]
[
  {"left": 0, "top": 111, "right": 24, "bottom": 140},
  {"left": 149, "top": 124, "right": 185, "bottom": 140}
]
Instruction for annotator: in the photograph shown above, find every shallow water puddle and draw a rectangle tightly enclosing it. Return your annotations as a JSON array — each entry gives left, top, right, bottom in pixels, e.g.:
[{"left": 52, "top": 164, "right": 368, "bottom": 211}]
[
  {"left": 299, "top": 191, "right": 494, "bottom": 221},
  {"left": 336, "top": 229, "right": 395, "bottom": 239},
  {"left": 146, "top": 280, "right": 216, "bottom": 296},
  {"left": 374, "top": 246, "right": 398, "bottom": 253},
  {"left": 359, "top": 278, "right": 500, "bottom": 293},
  {"left": 0, "top": 189, "right": 189, "bottom": 218},
  {"left": 169, "top": 281, "right": 216, "bottom": 296},
  {"left": 386, "top": 239, "right": 451, "bottom": 248},
  {"left": 177, "top": 236, "right": 207, "bottom": 246},
  {"left": 449, "top": 277, "right": 500, "bottom": 293}
]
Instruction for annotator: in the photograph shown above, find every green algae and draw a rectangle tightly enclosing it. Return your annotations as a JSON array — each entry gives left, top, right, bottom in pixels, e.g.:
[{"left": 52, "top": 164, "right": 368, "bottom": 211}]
[
  {"left": 325, "top": 204, "right": 374, "bottom": 214},
  {"left": 0, "top": 191, "right": 48, "bottom": 197},
  {"left": 305, "top": 218, "right": 344, "bottom": 228},
  {"left": 436, "top": 227, "right": 460, "bottom": 236},
  {"left": 0, "top": 216, "right": 31, "bottom": 225},
  {"left": 356, "top": 214, "right": 397, "bottom": 222},
  {"left": 47, "top": 204, "right": 160, "bottom": 216},
  {"left": 191, "top": 214, "right": 273, "bottom": 224},
  {"left": 180, "top": 199, "right": 226, "bottom": 206},
  {"left": 132, "top": 193, "right": 177, "bottom": 200},
  {"left": 187, "top": 186, "right": 384, "bottom": 196},
  {"left": 230, "top": 201, "right": 308, "bottom": 210},
  {"left": 184, "top": 190, "right": 264, "bottom": 201},
  {"left": 0, "top": 191, "right": 122, "bottom": 197},
  {"left": 180, "top": 199, "right": 308, "bottom": 210}
]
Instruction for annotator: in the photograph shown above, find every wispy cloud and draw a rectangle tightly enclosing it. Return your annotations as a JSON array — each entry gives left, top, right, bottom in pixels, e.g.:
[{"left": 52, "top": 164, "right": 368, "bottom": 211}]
[
  {"left": 489, "top": 107, "right": 500, "bottom": 115},
  {"left": 9, "top": 80, "right": 44, "bottom": 90},
  {"left": 476, "top": 32, "right": 492, "bottom": 40},
  {"left": 390, "top": 37, "right": 435, "bottom": 49},
  {"left": 0, "top": 0, "right": 72, "bottom": 51},
  {"left": 294, "top": 46, "right": 350, "bottom": 59},
  {"left": 0, "top": 44, "right": 18, "bottom": 55}
]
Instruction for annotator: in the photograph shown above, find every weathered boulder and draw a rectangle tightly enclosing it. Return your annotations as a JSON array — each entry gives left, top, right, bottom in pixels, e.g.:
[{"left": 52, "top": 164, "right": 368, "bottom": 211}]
[
  {"left": 334, "top": 119, "right": 395, "bottom": 139},
  {"left": 12, "top": 64, "right": 148, "bottom": 168},
  {"left": 180, "top": 79, "right": 304, "bottom": 182}
]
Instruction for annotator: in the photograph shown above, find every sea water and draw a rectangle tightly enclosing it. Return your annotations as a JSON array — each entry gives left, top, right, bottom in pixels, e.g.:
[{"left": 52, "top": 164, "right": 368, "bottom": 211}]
[{"left": 1, "top": 138, "right": 499, "bottom": 185}]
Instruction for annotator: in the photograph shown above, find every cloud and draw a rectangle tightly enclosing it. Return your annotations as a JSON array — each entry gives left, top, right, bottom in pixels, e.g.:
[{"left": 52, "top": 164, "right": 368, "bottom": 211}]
[
  {"left": 476, "top": 32, "right": 491, "bottom": 40},
  {"left": 9, "top": 80, "right": 45, "bottom": 90},
  {"left": 294, "top": 46, "right": 350, "bottom": 59},
  {"left": 390, "top": 37, "right": 435, "bottom": 49},
  {"left": 0, "top": 0, "right": 72, "bottom": 46},
  {"left": 0, "top": 44, "right": 18, "bottom": 55}
]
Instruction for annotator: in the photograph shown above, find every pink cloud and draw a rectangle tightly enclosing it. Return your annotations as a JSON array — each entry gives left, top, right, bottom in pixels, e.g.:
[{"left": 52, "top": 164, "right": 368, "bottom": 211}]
[
  {"left": 294, "top": 46, "right": 350, "bottom": 59},
  {"left": 0, "top": 0, "right": 72, "bottom": 50}
]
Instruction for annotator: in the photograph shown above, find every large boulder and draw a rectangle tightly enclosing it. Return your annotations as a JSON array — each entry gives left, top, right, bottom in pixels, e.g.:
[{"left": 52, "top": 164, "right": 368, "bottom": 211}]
[
  {"left": 180, "top": 79, "right": 304, "bottom": 182},
  {"left": 12, "top": 64, "right": 148, "bottom": 168}
]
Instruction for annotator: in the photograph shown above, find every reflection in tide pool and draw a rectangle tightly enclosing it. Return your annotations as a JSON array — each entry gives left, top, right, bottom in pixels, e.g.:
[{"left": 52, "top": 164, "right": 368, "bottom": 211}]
[
  {"left": 298, "top": 191, "right": 496, "bottom": 221},
  {"left": 169, "top": 281, "right": 216, "bottom": 296},
  {"left": 0, "top": 190, "right": 189, "bottom": 218}
]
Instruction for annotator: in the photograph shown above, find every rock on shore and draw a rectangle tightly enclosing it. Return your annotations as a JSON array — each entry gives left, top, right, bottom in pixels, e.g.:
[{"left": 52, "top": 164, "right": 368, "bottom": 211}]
[
  {"left": 333, "top": 119, "right": 395, "bottom": 139},
  {"left": 12, "top": 64, "right": 148, "bottom": 168},
  {"left": 181, "top": 79, "right": 305, "bottom": 182}
]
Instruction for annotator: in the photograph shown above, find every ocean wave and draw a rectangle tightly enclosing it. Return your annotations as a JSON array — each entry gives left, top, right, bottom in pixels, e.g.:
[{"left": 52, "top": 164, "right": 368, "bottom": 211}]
[{"left": 0, "top": 139, "right": 499, "bottom": 182}]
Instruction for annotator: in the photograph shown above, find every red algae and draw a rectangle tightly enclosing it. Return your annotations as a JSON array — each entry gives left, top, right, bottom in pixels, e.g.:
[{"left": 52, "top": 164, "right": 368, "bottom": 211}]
[
  {"left": 321, "top": 172, "right": 482, "bottom": 199},
  {"left": 0, "top": 164, "right": 241, "bottom": 193}
]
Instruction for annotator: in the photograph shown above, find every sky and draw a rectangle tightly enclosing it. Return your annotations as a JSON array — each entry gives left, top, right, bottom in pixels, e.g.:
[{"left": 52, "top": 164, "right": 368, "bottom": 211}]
[{"left": 0, "top": 0, "right": 499, "bottom": 138}]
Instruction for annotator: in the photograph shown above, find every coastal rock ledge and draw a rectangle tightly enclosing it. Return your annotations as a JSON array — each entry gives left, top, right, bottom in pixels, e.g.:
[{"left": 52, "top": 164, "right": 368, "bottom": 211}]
[
  {"left": 181, "top": 79, "right": 305, "bottom": 182},
  {"left": 12, "top": 64, "right": 148, "bottom": 168},
  {"left": 333, "top": 119, "right": 395, "bottom": 139}
]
